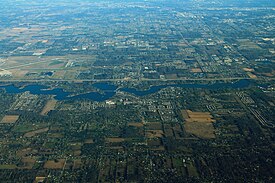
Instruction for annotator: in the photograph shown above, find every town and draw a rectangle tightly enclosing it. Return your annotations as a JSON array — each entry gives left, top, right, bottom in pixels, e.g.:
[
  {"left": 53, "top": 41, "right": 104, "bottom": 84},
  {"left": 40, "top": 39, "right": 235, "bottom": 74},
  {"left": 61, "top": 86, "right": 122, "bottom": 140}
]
[{"left": 0, "top": 0, "right": 274, "bottom": 182}]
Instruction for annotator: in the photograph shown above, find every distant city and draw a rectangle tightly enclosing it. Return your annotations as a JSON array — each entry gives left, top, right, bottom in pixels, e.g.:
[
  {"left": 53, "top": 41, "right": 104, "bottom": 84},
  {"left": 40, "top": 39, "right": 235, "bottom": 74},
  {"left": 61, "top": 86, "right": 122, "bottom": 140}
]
[{"left": 0, "top": 0, "right": 274, "bottom": 182}]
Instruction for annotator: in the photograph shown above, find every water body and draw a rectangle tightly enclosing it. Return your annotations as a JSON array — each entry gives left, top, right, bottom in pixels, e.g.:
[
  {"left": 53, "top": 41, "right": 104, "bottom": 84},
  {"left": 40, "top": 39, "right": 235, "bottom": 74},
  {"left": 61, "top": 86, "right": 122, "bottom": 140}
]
[
  {"left": 0, "top": 79, "right": 251, "bottom": 101},
  {"left": 0, "top": 83, "right": 117, "bottom": 102},
  {"left": 121, "top": 79, "right": 251, "bottom": 96}
]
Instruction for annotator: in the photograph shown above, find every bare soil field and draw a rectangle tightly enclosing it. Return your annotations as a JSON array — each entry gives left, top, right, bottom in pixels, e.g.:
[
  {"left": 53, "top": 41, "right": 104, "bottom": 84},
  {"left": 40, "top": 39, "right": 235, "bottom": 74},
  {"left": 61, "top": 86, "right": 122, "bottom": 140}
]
[
  {"left": 20, "top": 157, "right": 36, "bottom": 169},
  {"left": 40, "top": 100, "right": 57, "bottom": 115},
  {"left": 106, "top": 137, "right": 125, "bottom": 143},
  {"left": 84, "top": 139, "right": 94, "bottom": 144},
  {"left": 191, "top": 68, "right": 202, "bottom": 73},
  {"left": 44, "top": 159, "right": 66, "bottom": 169},
  {"left": 0, "top": 115, "right": 19, "bottom": 124},
  {"left": 23, "top": 127, "right": 49, "bottom": 138},
  {"left": 184, "top": 121, "right": 215, "bottom": 139},
  {"left": 145, "top": 130, "right": 164, "bottom": 138},
  {"left": 128, "top": 122, "right": 144, "bottom": 127},
  {"left": 182, "top": 110, "right": 216, "bottom": 139}
]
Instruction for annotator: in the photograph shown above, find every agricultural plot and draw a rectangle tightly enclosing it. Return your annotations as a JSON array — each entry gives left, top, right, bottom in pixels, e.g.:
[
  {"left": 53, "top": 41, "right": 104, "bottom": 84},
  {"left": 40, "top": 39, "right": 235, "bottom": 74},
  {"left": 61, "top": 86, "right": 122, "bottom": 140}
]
[
  {"left": 0, "top": 115, "right": 19, "bottom": 124},
  {"left": 182, "top": 110, "right": 216, "bottom": 139},
  {"left": 40, "top": 100, "right": 57, "bottom": 115},
  {"left": 44, "top": 159, "right": 66, "bottom": 169}
]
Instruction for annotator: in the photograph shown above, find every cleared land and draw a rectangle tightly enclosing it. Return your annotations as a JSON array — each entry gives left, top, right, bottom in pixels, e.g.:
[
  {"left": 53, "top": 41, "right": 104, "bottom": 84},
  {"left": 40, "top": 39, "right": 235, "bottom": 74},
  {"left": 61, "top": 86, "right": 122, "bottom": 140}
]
[
  {"left": 128, "top": 122, "right": 144, "bottom": 127},
  {"left": 145, "top": 130, "right": 164, "bottom": 138},
  {"left": 40, "top": 100, "right": 57, "bottom": 115},
  {"left": 12, "top": 123, "right": 48, "bottom": 133},
  {"left": 44, "top": 159, "right": 66, "bottom": 169},
  {"left": 0, "top": 164, "right": 17, "bottom": 170},
  {"left": 191, "top": 68, "right": 202, "bottom": 73},
  {"left": 20, "top": 157, "right": 36, "bottom": 170},
  {"left": 23, "top": 127, "right": 49, "bottom": 138},
  {"left": 106, "top": 138, "right": 125, "bottom": 143},
  {"left": 0, "top": 115, "right": 19, "bottom": 124},
  {"left": 182, "top": 110, "right": 216, "bottom": 139}
]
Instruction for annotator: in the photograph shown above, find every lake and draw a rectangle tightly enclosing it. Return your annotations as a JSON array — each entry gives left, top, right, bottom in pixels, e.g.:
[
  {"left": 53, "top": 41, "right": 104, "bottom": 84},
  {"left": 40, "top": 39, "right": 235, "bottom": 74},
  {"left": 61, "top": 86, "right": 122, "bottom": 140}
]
[{"left": 0, "top": 79, "right": 251, "bottom": 102}]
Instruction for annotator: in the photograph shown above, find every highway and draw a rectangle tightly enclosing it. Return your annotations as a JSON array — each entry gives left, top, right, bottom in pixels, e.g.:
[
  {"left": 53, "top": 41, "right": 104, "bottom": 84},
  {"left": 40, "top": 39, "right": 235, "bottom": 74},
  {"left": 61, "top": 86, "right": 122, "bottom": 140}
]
[{"left": 0, "top": 77, "right": 254, "bottom": 83}]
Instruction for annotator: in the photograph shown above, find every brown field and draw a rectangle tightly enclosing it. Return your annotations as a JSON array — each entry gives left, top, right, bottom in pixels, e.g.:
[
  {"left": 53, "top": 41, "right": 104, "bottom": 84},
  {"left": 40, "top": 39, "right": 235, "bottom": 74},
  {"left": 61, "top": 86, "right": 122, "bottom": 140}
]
[
  {"left": 185, "top": 110, "right": 216, "bottom": 123},
  {"left": 40, "top": 100, "right": 57, "bottom": 115},
  {"left": 128, "top": 122, "right": 144, "bottom": 127},
  {"left": 9, "top": 69, "right": 28, "bottom": 77},
  {"left": 73, "top": 150, "right": 82, "bottom": 156},
  {"left": 70, "top": 143, "right": 82, "bottom": 150},
  {"left": 243, "top": 68, "right": 254, "bottom": 72},
  {"left": 182, "top": 110, "right": 216, "bottom": 139},
  {"left": 164, "top": 125, "right": 174, "bottom": 137},
  {"left": 23, "top": 127, "right": 49, "bottom": 138},
  {"left": 44, "top": 159, "right": 66, "bottom": 169},
  {"left": 148, "top": 138, "right": 162, "bottom": 146},
  {"left": 47, "top": 133, "right": 64, "bottom": 138},
  {"left": 1, "top": 115, "right": 19, "bottom": 124},
  {"left": 184, "top": 122, "right": 215, "bottom": 139},
  {"left": 145, "top": 130, "right": 164, "bottom": 138},
  {"left": 191, "top": 68, "right": 202, "bottom": 73},
  {"left": 2, "top": 56, "right": 41, "bottom": 69},
  {"left": 16, "top": 148, "right": 37, "bottom": 157},
  {"left": 247, "top": 72, "right": 257, "bottom": 78},
  {"left": 34, "top": 177, "right": 47, "bottom": 183},
  {"left": 20, "top": 157, "right": 36, "bottom": 169},
  {"left": 0, "top": 164, "right": 17, "bottom": 169},
  {"left": 106, "top": 137, "right": 125, "bottom": 143},
  {"left": 258, "top": 70, "right": 275, "bottom": 77},
  {"left": 165, "top": 74, "right": 178, "bottom": 79},
  {"left": 73, "top": 159, "right": 82, "bottom": 170},
  {"left": 180, "top": 110, "right": 189, "bottom": 119},
  {"left": 151, "top": 146, "right": 165, "bottom": 151},
  {"left": 84, "top": 139, "right": 94, "bottom": 144}
]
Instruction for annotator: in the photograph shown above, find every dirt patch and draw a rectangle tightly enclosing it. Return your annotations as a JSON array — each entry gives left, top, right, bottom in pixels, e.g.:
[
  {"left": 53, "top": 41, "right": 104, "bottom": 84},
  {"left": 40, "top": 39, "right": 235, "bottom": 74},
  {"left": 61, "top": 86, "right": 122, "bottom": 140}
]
[
  {"left": 0, "top": 115, "right": 19, "bottom": 124},
  {"left": 84, "top": 139, "right": 94, "bottom": 144},
  {"left": 247, "top": 72, "right": 257, "bottom": 78},
  {"left": 34, "top": 177, "right": 47, "bottom": 183},
  {"left": 73, "top": 159, "right": 82, "bottom": 170},
  {"left": 0, "top": 164, "right": 17, "bottom": 169},
  {"left": 40, "top": 100, "right": 57, "bottom": 115},
  {"left": 128, "top": 122, "right": 144, "bottom": 127},
  {"left": 243, "top": 68, "right": 254, "bottom": 72},
  {"left": 44, "top": 159, "right": 65, "bottom": 169},
  {"left": 182, "top": 110, "right": 216, "bottom": 139},
  {"left": 191, "top": 68, "right": 202, "bottom": 73},
  {"left": 106, "top": 138, "right": 125, "bottom": 143},
  {"left": 48, "top": 133, "right": 64, "bottom": 138},
  {"left": 165, "top": 74, "right": 178, "bottom": 79},
  {"left": 184, "top": 121, "right": 215, "bottom": 139},
  {"left": 145, "top": 130, "right": 164, "bottom": 138},
  {"left": 23, "top": 127, "right": 49, "bottom": 138},
  {"left": 20, "top": 157, "right": 36, "bottom": 169}
]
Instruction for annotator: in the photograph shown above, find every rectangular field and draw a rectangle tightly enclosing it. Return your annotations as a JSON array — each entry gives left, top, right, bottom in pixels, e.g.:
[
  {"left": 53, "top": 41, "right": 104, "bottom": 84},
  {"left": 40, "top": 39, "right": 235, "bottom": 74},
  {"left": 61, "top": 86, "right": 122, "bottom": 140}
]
[
  {"left": 40, "top": 100, "right": 57, "bottom": 115},
  {"left": 0, "top": 115, "right": 19, "bottom": 124},
  {"left": 182, "top": 110, "right": 216, "bottom": 139}
]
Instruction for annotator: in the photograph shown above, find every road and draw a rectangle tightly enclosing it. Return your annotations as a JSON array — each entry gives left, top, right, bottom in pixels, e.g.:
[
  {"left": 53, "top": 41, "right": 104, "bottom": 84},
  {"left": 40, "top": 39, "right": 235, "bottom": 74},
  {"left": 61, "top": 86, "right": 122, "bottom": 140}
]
[{"left": 0, "top": 77, "right": 254, "bottom": 83}]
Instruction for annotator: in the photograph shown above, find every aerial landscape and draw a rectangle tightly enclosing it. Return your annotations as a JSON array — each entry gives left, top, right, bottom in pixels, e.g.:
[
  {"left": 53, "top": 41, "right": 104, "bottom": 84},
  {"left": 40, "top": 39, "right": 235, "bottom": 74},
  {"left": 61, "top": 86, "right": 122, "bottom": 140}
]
[{"left": 0, "top": 0, "right": 274, "bottom": 182}]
